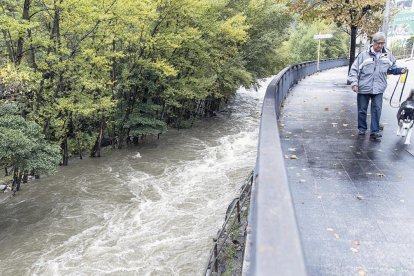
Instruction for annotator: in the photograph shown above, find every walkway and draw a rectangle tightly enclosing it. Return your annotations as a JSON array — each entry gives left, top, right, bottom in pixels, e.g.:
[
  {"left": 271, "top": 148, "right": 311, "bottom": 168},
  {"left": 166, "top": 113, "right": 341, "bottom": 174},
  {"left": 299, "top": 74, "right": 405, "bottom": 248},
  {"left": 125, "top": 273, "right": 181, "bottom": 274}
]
[{"left": 280, "top": 65, "right": 414, "bottom": 275}]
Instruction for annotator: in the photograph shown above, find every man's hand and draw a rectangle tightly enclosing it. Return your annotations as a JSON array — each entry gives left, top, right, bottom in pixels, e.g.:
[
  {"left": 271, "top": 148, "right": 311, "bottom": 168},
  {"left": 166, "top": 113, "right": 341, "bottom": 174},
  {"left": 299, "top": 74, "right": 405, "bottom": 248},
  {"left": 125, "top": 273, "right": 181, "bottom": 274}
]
[{"left": 352, "top": 85, "right": 358, "bottom": 93}]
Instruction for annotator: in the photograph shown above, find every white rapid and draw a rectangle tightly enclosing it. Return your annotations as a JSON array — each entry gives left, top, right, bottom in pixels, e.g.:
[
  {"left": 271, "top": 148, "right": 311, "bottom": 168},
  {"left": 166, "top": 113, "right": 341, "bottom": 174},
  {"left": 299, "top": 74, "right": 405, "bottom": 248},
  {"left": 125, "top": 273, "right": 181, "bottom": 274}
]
[{"left": 0, "top": 79, "right": 270, "bottom": 276}]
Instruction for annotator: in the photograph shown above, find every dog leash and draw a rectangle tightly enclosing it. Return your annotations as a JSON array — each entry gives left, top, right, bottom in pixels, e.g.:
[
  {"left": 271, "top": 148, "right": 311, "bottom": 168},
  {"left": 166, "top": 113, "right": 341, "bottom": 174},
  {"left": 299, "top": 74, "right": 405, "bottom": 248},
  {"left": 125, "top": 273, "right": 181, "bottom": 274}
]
[{"left": 389, "top": 69, "right": 409, "bottom": 108}]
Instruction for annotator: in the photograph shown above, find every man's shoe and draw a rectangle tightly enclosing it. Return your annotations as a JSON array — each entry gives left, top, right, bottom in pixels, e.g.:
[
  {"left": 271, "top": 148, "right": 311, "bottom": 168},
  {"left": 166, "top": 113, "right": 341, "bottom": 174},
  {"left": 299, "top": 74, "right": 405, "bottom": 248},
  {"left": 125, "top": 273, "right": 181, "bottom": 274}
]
[
  {"left": 370, "top": 133, "right": 381, "bottom": 141},
  {"left": 358, "top": 130, "right": 366, "bottom": 135}
]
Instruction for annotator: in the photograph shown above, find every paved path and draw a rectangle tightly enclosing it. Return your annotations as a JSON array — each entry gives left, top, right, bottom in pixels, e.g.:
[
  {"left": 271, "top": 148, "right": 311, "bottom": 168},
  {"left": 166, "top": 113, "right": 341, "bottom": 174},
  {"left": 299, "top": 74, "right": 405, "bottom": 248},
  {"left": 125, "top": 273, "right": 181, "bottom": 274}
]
[{"left": 279, "top": 64, "right": 414, "bottom": 275}]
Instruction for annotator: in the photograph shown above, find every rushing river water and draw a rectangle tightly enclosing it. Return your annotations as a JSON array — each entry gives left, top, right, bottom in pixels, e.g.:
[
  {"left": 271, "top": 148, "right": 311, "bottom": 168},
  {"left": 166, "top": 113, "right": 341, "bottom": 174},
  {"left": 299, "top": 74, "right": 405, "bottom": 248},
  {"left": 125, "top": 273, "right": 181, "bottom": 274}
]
[{"left": 0, "top": 79, "right": 269, "bottom": 276}]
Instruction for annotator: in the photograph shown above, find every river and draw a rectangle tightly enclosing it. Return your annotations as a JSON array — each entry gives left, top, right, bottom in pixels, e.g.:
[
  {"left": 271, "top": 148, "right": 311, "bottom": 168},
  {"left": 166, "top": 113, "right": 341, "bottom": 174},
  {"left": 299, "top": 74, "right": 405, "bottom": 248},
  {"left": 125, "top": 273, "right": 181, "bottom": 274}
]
[{"left": 0, "top": 79, "right": 269, "bottom": 276}]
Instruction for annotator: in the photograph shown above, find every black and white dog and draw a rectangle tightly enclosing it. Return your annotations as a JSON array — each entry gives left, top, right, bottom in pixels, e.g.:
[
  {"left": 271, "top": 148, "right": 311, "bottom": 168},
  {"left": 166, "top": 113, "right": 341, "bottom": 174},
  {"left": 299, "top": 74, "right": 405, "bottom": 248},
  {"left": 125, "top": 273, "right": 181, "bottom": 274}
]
[{"left": 397, "top": 89, "right": 414, "bottom": 145}]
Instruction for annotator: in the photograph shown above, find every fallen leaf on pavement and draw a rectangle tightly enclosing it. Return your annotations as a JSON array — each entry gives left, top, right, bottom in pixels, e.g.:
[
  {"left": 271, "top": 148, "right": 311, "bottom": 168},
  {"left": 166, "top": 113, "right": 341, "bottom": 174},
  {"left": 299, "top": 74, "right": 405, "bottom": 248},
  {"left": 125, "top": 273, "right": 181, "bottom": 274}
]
[
  {"left": 290, "top": 155, "right": 298, "bottom": 159},
  {"left": 356, "top": 195, "right": 364, "bottom": 200},
  {"left": 350, "top": 247, "right": 359, "bottom": 253},
  {"left": 353, "top": 240, "right": 360, "bottom": 245},
  {"left": 326, "top": 228, "right": 334, "bottom": 232},
  {"left": 377, "top": 173, "right": 385, "bottom": 177},
  {"left": 357, "top": 269, "right": 367, "bottom": 276}
]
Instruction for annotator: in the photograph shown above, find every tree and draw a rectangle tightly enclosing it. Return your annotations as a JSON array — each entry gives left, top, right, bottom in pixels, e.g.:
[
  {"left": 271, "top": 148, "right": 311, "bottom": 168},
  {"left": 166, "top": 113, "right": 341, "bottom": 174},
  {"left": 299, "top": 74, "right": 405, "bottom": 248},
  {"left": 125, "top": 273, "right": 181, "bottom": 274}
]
[
  {"left": 241, "top": 1, "right": 292, "bottom": 79},
  {"left": 290, "top": 0, "right": 385, "bottom": 71},
  {"left": 280, "top": 20, "right": 349, "bottom": 64},
  {"left": 1, "top": 0, "right": 296, "bottom": 166},
  {"left": 0, "top": 103, "right": 60, "bottom": 193}
]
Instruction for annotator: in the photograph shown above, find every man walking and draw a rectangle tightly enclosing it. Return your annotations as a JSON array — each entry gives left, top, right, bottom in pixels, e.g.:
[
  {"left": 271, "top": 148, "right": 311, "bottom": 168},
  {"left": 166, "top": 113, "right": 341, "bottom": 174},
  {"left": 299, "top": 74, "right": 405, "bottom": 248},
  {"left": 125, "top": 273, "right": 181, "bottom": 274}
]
[{"left": 348, "top": 32, "right": 406, "bottom": 141}]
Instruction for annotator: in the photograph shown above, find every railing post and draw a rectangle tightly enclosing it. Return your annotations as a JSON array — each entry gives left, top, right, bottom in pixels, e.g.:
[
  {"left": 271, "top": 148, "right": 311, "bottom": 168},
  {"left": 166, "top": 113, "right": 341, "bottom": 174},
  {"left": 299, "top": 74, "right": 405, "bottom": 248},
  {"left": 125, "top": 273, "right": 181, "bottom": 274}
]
[
  {"left": 237, "top": 201, "right": 241, "bottom": 223},
  {"left": 214, "top": 244, "right": 218, "bottom": 273}
]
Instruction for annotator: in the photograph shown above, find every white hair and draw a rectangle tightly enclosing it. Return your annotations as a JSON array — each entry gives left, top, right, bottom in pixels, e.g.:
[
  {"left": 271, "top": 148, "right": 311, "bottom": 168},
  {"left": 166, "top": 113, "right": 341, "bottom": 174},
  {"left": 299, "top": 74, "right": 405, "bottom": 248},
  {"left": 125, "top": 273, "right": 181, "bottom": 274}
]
[{"left": 372, "top": 32, "right": 386, "bottom": 42}]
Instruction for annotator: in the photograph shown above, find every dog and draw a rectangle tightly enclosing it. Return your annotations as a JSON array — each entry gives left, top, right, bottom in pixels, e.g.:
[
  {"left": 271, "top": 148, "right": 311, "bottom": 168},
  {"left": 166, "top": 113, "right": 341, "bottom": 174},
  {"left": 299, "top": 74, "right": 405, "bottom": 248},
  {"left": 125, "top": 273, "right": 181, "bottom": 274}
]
[{"left": 396, "top": 89, "right": 414, "bottom": 145}]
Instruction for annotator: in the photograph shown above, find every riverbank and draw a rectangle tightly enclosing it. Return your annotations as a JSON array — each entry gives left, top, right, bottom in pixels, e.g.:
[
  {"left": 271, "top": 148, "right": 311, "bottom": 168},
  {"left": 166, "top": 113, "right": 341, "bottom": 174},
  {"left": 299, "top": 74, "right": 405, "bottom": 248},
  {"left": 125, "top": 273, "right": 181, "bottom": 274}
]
[
  {"left": 0, "top": 82, "right": 264, "bottom": 275},
  {"left": 0, "top": 174, "right": 13, "bottom": 203},
  {"left": 0, "top": 190, "right": 12, "bottom": 204}
]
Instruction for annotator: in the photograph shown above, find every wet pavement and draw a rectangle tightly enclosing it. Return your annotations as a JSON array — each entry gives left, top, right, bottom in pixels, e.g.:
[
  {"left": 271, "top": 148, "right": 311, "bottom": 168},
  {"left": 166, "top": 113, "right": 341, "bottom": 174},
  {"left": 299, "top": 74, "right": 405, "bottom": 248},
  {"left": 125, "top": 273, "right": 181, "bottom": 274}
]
[{"left": 279, "top": 64, "right": 414, "bottom": 275}]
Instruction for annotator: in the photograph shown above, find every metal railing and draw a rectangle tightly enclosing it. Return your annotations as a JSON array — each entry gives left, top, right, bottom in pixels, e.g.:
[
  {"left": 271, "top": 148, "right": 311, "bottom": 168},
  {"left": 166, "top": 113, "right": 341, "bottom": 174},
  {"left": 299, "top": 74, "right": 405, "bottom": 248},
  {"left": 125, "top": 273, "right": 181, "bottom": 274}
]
[
  {"left": 243, "top": 58, "right": 349, "bottom": 276},
  {"left": 203, "top": 171, "right": 254, "bottom": 276}
]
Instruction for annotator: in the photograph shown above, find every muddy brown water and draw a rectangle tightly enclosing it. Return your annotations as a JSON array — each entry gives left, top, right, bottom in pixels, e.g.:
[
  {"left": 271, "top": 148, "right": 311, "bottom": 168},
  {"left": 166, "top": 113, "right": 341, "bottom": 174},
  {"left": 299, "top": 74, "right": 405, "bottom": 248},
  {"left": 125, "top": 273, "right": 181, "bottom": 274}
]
[{"left": 0, "top": 79, "right": 270, "bottom": 276}]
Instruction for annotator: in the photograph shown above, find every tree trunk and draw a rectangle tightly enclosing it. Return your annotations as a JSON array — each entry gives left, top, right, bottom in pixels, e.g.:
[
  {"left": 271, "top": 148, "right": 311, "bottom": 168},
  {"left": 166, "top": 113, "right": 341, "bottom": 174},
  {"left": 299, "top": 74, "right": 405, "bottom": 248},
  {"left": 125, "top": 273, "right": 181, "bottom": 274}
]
[
  {"left": 118, "top": 129, "right": 126, "bottom": 149},
  {"left": 348, "top": 25, "right": 358, "bottom": 73},
  {"left": 16, "top": 172, "right": 22, "bottom": 191},
  {"left": 28, "top": 29, "right": 37, "bottom": 69},
  {"left": 111, "top": 40, "right": 117, "bottom": 149},
  {"left": 52, "top": 0, "right": 64, "bottom": 98},
  {"left": 23, "top": 171, "right": 28, "bottom": 183},
  {"left": 62, "top": 135, "right": 68, "bottom": 166},
  {"left": 12, "top": 169, "right": 18, "bottom": 190},
  {"left": 118, "top": 94, "right": 136, "bottom": 149},
  {"left": 77, "top": 136, "right": 83, "bottom": 159},
  {"left": 91, "top": 120, "right": 104, "bottom": 157},
  {"left": 12, "top": 168, "right": 22, "bottom": 194},
  {"left": 2, "top": 30, "right": 16, "bottom": 63},
  {"left": 15, "top": 0, "right": 31, "bottom": 65}
]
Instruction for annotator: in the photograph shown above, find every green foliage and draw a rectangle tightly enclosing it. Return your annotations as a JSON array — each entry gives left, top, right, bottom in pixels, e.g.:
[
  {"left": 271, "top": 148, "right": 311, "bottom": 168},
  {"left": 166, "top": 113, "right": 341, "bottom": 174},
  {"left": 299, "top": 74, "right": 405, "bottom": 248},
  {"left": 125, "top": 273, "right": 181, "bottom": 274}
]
[
  {"left": 0, "top": 63, "right": 36, "bottom": 99},
  {"left": 125, "top": 107, "right": 168, "bottom": 137},
  {"left": 0, "top": 0, "right": 300, "bottom": 162},
  {"left": 390, "top": 38, "right": 411, "bottom": 58},
  {"left": 281, "top": 21, "right": 349, "bottom": 64},
  {"left": 241, "top": 2, "right": 292, "bottom": 79},
  {"left": 290, "top": 0, "right": 385, "bottom": 28},
  {"left": 68, "top": 133, "right": 96, "bottom": 158},
  {"left": 0, "top": 103, "right": 60, "bottom": 176},
  {"left": 290, "top": 0, "right": 384, "bottom": 67},
  {"left": 407, "top": 37, "right": 414, "bottom": 50},
  {"left": 321, "top": 31, "right": 349, "bottom": 60}
]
